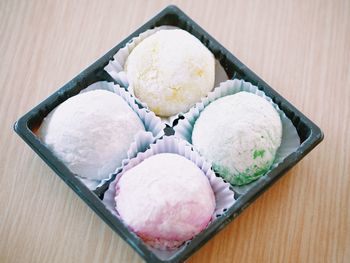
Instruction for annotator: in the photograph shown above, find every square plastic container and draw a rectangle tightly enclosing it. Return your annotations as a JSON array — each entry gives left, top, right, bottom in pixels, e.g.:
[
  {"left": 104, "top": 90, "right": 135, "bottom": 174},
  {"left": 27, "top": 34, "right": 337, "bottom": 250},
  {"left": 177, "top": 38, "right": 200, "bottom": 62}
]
[{"left": 14, "top": 5, "right": 323, "bottom": 263}]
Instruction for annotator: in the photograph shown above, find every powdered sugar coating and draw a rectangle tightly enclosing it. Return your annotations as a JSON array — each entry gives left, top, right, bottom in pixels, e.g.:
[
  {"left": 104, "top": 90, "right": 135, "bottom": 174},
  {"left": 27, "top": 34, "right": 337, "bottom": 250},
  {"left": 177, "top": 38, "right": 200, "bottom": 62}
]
[
  {"left": 192, "top": 92, "right": 282, "bottom": 185},
  {"left": 39, "top": 90, "right": 145, "bottom": 180},
  {"left": 115, "top": 153, "right": 216, "bottom": 249},
  {"left": 125, "top": 29, "right": 215, "bottom": 117}
]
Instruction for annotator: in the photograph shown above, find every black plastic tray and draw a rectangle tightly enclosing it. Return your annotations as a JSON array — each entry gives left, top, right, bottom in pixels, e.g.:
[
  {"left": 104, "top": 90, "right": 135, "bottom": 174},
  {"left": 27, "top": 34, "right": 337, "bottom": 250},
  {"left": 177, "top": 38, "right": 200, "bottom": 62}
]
[{"left": 14, "top": 5, "right": 323, "bottom": 263}]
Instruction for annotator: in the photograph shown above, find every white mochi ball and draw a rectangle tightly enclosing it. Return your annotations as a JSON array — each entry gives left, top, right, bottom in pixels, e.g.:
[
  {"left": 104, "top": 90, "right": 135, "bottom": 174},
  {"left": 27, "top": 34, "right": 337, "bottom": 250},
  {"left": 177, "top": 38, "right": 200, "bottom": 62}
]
[{"left": 39, "top": 90, "right": 144, "bottom": 180}]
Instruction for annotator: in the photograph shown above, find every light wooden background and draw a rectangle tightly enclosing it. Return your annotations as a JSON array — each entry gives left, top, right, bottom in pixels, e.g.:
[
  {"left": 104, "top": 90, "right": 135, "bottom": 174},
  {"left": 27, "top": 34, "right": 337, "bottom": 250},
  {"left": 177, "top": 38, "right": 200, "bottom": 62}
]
[{"left": 1, "top": 0, "right": 349, "bottom": 262}]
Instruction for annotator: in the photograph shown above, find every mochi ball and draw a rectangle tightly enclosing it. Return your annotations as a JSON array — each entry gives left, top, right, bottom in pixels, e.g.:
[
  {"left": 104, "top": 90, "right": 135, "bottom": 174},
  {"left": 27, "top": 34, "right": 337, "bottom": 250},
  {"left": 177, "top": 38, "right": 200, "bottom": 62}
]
[
  {"left": 39, "top": 90, "right": 144, "bottom": 180},
  {"left": 192, "top": 92, "right": 282, "bottom": 185},
  {"left": 125, "top": 29, "right": 215, "bottom": 117},
  {"left": 115, "top": 153, "right": 215, "bottom": 249}
]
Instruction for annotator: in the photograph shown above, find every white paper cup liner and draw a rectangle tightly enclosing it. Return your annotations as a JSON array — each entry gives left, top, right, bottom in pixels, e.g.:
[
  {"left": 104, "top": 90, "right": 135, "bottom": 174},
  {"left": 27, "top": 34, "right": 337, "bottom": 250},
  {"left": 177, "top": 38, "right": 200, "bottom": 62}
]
[
  {"left": 76, "top": 81, "right": 165, "bottom": 190},
  {"left": 174, "top": 79, "right": 301, "bottom": 195},
  {"left": 102, "top": 136, "right": 235, "bottom": 260},
  {"left": 104, "top": 26, "right": 229, "bottom": 125}
]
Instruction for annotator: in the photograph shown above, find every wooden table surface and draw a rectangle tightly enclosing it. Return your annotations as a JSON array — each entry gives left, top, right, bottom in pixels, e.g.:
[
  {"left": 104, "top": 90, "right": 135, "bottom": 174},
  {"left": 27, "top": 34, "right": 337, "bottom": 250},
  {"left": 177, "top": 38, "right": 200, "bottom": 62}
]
[{"left": 1, "top": 0, "right": 349, "bottom": 262}]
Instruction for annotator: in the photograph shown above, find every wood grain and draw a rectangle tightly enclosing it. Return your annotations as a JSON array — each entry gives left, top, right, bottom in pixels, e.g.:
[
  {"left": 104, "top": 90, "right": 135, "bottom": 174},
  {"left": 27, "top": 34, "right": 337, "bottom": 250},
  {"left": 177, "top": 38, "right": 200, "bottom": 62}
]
[{"left": 1, "top": 0, "right": 349, "bottom": 262}]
